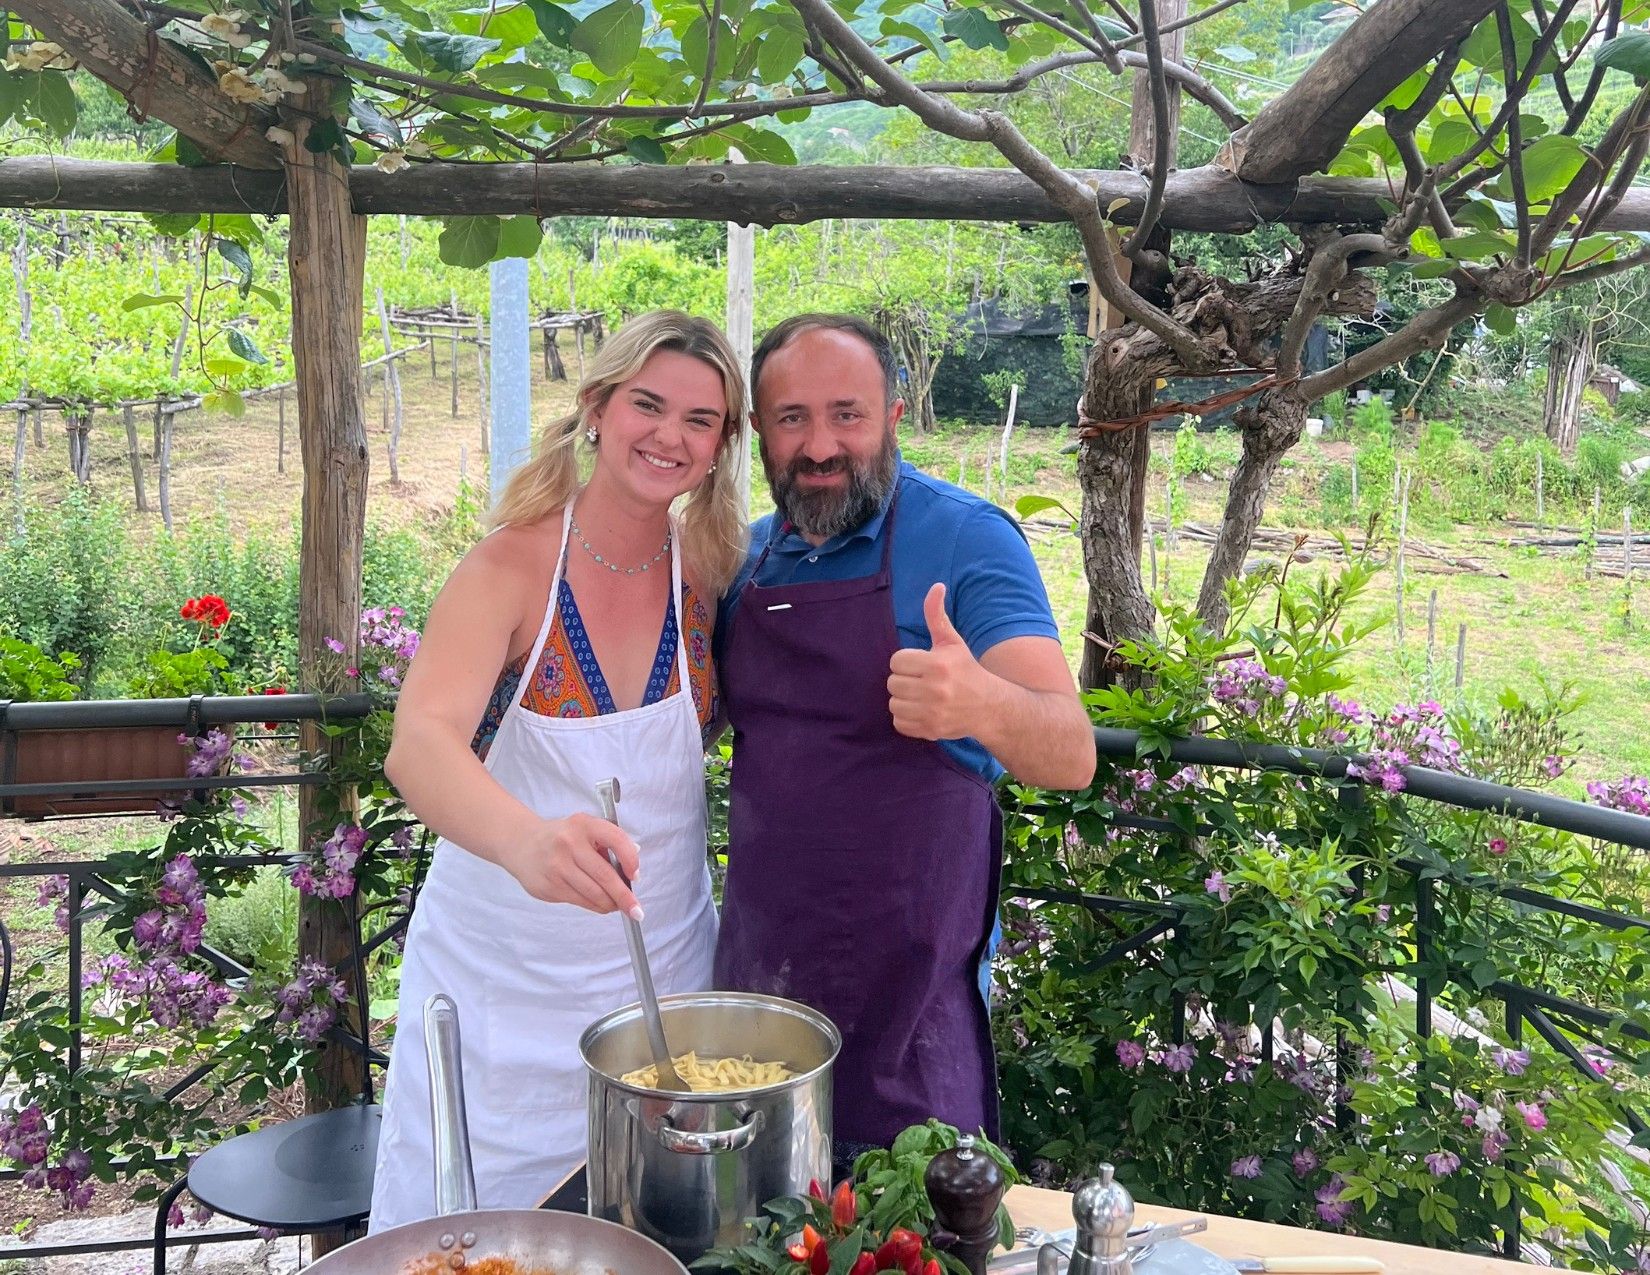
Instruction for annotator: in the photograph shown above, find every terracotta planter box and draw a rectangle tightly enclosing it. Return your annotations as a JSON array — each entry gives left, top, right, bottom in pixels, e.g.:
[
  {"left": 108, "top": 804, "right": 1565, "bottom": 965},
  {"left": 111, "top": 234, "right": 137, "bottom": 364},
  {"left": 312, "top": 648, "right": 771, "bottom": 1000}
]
[{"left": 2, "top": 724, "right": 198, "bottom": 819}]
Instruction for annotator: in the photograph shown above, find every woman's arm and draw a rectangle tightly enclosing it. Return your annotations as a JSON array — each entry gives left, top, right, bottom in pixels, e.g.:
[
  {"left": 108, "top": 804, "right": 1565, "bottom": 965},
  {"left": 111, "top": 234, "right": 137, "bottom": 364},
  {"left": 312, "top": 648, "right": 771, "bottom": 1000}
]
[{"left": 385, "top": 536, "right": 644, "bottom": 918}]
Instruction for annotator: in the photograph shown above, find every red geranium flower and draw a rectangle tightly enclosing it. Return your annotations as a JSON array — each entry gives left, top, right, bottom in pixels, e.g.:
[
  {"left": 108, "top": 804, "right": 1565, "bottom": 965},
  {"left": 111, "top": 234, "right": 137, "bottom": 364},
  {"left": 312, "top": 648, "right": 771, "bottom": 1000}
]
[
  {"left": 260, "top": 685, "right": 287, "bottom": 731},
  {"left": 181, "top": 594, "right": 232, "bottom": 629}
]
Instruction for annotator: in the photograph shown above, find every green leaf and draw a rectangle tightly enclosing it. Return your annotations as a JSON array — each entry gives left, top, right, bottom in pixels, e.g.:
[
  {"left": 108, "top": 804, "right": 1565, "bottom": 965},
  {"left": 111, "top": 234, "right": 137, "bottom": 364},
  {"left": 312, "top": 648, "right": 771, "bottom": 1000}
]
[
  {"left": 527, "top": 0, "right": 577, "bottom": 45},
  {"left": 216, "top": 238, "right": 255, "bottom": 297},
  {"left": 303, "top": 116, "right": 347, "bottom": 157},
  {"left": 1596, "top": 32, "right": 1650, "bottom": 85},
  {"left": 755, "top": 25, "right": 806, "bottom": 85},
  {"left": 1016, "top": 493, "right": 1076, "bottom": 523},
  {"left": 728, "top": 127, "right": 795, "bottom": 165},
  {"left": 203, "top": 388, "right": 247, "bottom": 416},
  {"left": 1485, "top": 302, "right": 1516, "bottom": 336},
  {"left": 626, "top": 135, "right": 669, "bottom": 164},
  {"left": 1440, "top": 230, "right": 1513, "bottom": 261},
  {"left": 145, "top": 211, "right": 201, "bottom": 237},
  {"left": 122, "top": 293, "right": 184, "bottom": 312},
  {"left": 1425, "top": 120, "right": 1477, "bottom": 168},
  {"left": 350, "top": 97, "right": 403, "bottom": 146},
  {"left": 1513, "top": 135, "right": 1588, "bottom": 202},
  {"left": 572, "top": 0, "right": 645, "bottom": 76},
  {"left": 0, "top": 70, "right": 23, "bottom": 126},
  {"left": 410, "top": 30, "right": 502, "bottom": 72},
  {"left": 17, "top": 70, "right": 78, "bottom": 138},
  {"left": 879, "top": 18, "right": 944, "bottom": 59},
  {"left": 941, "top": 8, "right": 1009, "bottom": 52},
  {"left": 249, "top": 283, "right": 285, "bottom": 309},
  {"left": 227, "top": 329, "right": 268, "bottom": 365},
  {"left": 438, "top": 215, "right": 503, "bottom": 268},
  {"left": 495, "top": 214, "right": 544, "bottom": 259}
]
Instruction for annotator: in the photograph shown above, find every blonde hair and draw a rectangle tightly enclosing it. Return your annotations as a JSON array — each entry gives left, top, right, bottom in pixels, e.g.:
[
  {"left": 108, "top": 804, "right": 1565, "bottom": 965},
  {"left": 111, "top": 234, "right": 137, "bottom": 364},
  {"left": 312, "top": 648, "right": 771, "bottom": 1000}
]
[{"left": 488, "top": 310, "right": 750, "bottom": 596}]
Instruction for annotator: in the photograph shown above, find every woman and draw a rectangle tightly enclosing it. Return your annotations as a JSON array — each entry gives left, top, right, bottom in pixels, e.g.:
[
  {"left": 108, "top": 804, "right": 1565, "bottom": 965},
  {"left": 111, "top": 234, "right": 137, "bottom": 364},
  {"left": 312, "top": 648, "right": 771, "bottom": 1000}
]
[{"left": 369, "top": 311, "right": 748, "bottom": 1231}]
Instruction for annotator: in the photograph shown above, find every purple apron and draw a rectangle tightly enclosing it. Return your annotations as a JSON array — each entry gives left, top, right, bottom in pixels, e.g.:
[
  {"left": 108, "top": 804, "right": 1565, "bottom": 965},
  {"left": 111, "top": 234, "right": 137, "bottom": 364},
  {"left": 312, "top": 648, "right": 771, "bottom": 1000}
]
[{"left": 715, "top": 489, "right": 1002, "bottom": 1147}]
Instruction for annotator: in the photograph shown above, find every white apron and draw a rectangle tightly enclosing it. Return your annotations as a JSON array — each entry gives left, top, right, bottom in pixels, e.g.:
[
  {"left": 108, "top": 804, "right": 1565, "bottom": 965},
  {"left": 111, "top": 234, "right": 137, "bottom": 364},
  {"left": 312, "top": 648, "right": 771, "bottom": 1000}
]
[{"left": 369, "top": 505, "right": 718, "bottom": 1233}]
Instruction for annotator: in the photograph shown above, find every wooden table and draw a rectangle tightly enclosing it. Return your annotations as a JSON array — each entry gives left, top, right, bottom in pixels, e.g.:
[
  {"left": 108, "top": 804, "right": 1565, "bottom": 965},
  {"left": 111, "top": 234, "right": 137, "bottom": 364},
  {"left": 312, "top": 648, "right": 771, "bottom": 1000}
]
[{"left": 1006, "top": 1184, "right": 1557, "bottom": 1274}]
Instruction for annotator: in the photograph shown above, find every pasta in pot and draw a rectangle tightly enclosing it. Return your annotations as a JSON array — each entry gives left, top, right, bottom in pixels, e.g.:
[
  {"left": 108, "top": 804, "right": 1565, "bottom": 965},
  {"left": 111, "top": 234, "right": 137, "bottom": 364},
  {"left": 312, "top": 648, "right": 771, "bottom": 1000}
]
[{"left": 619, "top": 1051, "right": 794, "bottom": 1092}]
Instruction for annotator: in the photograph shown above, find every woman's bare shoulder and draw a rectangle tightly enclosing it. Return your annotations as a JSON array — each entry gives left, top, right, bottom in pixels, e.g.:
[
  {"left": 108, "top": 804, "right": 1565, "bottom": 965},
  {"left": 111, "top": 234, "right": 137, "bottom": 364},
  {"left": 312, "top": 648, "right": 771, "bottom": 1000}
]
[{"left": 455, "top": 513, "right": 563, "bottom": 584}]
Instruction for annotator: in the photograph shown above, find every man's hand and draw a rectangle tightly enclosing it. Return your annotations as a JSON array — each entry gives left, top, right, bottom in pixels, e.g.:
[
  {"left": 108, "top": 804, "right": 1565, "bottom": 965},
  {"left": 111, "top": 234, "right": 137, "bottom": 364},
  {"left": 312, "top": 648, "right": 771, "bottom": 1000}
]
[{"left": 887, "top": 583, "right": 988, "bottom": 741}]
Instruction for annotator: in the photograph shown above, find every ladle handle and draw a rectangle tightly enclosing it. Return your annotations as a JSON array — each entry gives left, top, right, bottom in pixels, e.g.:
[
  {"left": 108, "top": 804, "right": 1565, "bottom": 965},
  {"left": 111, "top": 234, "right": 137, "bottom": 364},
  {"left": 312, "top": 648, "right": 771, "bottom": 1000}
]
[
  {"left": 597, "top": 778, "right": 685, "bottom": 1092},
  {"left": 425, "top": 993, "right": 478, "bottom": 1216}
]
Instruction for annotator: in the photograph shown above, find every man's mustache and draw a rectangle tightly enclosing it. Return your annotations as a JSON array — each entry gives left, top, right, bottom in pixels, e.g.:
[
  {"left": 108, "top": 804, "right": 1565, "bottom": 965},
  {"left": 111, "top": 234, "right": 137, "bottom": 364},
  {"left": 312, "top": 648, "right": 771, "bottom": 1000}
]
[{"left": 788, "top": 456, "right": 849, "bottom": 477}]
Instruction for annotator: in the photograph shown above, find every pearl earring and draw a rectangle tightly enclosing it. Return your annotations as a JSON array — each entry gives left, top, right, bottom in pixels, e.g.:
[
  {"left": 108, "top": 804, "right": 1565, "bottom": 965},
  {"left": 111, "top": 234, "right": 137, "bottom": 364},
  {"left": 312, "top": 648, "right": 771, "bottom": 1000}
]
[
  {"left": 585, "top": 426, "right": 598, "bottom": 444},
  {"left": 708, "top": 462, "right": 718, "bottom": 474}
]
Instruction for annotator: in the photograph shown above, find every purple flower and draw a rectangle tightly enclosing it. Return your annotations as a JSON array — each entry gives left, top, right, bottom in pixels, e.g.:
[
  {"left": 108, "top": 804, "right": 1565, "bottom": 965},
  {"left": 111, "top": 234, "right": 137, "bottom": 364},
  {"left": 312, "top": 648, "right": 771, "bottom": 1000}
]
[
  {"left": 1230, "top": 1155, "right": 1263, "bottom": 1179},
  {"left": 1541, "top": 754, "right": 1564, "bottom": 778},
  {"left": 1292, "top": 1148, "right": 1320, "bottom": 1178},
  {"left": 1280, "top": 1053, "right": 1320, "bottom": 1095},
  {"left": 1424, "top": 1151, "right": 1460, "bottom": 1176},
  {"left": 1515, "top": 1100, "right": 1547, "bottom": 1131},
  {"left": 1115, "top": 1040, "right": 1146, "bottom": 1070},
  {"left": 324, "top": 636, "right": 346, "bottom": 654},
  {"left": 1587, "top": 776, "right": 1650, "bottom": 817},
  {"left": 1488, "top": 837, "right": 1508, "bottom": 857},
  {"left": 1314, "top": 1176, "right": 1356, "bottom": 1227},
  {"left": 1481, "top": 1131, "right": 1509, "bottom": 1162},
  {"left": 1375, "top": 904, "right": 1392, "bottom": 924},
  {"left": 1158, "top": 1043, "right": 1197, "bottom": 1074},
  {"left": 1204, "top": 871, "right": 1231, "bottom": 903},
  {"left": 1492, "top": 1047, "right": 1530, "bottom": 1076}
]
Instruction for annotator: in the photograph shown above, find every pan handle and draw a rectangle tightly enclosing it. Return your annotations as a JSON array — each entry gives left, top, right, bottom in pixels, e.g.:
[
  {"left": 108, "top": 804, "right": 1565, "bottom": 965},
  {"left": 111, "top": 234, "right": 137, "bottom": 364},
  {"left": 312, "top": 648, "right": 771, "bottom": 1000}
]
[
  {"left": 425, "top": 993, "right": 479, "bottom": 1215},
  {"left": 656, "top": 1109, "right": 764, "bottom": 1155}
]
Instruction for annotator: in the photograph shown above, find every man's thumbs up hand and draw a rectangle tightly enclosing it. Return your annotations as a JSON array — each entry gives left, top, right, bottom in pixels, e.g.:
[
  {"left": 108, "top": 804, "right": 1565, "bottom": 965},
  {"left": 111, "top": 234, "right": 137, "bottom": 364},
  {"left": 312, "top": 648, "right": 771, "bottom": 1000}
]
[{"left": 888, "top": 583, "right": 986, "bottom": 741}]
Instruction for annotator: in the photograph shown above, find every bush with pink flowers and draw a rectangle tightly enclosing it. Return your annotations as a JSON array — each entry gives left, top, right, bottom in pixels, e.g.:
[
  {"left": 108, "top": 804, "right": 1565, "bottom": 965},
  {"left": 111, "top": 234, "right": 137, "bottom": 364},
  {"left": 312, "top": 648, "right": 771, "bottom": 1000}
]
[{"left": 995, "top": 559, "right": 1650, "bottom": 1270}]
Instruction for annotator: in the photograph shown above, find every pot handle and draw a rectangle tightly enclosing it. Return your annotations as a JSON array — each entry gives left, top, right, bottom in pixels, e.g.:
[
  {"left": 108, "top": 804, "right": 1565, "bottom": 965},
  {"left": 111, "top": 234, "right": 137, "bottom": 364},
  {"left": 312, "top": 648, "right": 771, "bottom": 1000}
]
[
  {"left": 425, "top": 993, "right": 479, "bottom": 1215},
  {"left": 656, "top": 1109, "right": 764, "bottom": 1155}
]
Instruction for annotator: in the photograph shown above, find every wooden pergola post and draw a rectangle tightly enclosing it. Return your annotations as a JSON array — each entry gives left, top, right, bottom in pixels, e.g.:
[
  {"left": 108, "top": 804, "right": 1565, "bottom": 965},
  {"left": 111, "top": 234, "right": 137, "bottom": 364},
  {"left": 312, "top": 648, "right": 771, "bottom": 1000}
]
[{"left": 277, "top": 112, "right": 370, "bottom": 1129}]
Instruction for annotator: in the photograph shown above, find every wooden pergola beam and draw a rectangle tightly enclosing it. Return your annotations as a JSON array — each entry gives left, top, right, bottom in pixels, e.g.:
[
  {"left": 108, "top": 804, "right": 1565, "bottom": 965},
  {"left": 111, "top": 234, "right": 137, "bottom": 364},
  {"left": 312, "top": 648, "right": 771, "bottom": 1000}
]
[
  {"left": 1221, "top": 0, "right": 1498, "bottom": 185},
  {"left": 12, "top": 0, "right": 280, "bottom": 169},
  {"left": 6, "top": 155, "right": 1649, "bottom": 232}
]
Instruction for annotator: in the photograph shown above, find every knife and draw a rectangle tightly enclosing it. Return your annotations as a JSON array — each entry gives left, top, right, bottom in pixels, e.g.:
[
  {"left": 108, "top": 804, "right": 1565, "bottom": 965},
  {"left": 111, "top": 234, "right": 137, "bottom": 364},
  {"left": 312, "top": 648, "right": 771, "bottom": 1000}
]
[{"left": 1232, "top": 1260, "right": 1384, "bottom": 1273}]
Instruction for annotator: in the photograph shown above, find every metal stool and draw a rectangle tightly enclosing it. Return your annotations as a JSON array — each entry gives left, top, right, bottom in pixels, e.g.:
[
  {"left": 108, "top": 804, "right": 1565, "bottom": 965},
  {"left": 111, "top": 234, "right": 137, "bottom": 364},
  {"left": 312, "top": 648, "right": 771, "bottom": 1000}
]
[{"left": 152, "top": 1101, "right": 380, "bottom": 1272}]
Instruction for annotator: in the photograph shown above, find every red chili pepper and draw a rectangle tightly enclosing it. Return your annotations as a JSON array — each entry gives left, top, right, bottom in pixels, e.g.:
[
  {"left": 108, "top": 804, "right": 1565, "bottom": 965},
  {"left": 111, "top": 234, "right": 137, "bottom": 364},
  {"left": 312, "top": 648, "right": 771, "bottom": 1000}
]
[
  {"left": 901, "top": 1254, "right": 922, "bottom": 1275},
  {"left": 872, "top": 1241, "right": 900, "bottom": 1270},
  {"left": 808, "top": 1179, "right": 827, "bottom": 1202},
  {"left": 888, "top": 1230, "right": 924, "bottom": 1266},
  {"left": 802, "top": 1224, "right": 822, "bottom": 1253},
  {"left": 922, "top": 1259, "right": 942, "bottom": 1275},
  {"left": 849, "top": 1254, "right": 876, "bottom": 1275},
  {"left": 831, "top": 1181, "right": 857, "bottom": 1229},
  {"left": 787, "top": 1244, "right": 809, "bottom": 1263},
  {"left": 810, "top": 1241, "right": 832, "bottom": 1275}
]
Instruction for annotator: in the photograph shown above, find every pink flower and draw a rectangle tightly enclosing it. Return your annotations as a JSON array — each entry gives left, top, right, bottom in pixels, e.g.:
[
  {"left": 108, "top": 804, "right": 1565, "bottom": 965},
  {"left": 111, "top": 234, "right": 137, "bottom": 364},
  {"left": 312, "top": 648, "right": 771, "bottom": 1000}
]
[
  {"left": 1115, "top": 1040, "right": 1146, "bottom": 1070},
  {"left": 1292, "top": 1148, "right": 1319, "bottom": 1177},
  {"left": 1515, "top": 1101, "right": 1547, "bottom": 1131},
  {"left": 1482, "top": 1131, "right": 1509, "bottom": 1162},
  {"left": 1230, "top": 1155, "right": 1263, "bottom": 1179},
  {"left": 1492, "top": 1047, "right": 1530, "bottom": 1076},
  {"left": 1157, "top": 1043, "right": 1197, "bottom": 1074},
  {"left": 324, "top": 636, "right": 346, "bottom": 654},
  {"left": 1488, "top": 837, "right": 1508, "bottom": 856},
  {"left": 1424, "top": 1151, "right": 1460, "bottom": 1176},
  {"left": 1204, "top": 871, "right": 1231, "bottom": 903}
]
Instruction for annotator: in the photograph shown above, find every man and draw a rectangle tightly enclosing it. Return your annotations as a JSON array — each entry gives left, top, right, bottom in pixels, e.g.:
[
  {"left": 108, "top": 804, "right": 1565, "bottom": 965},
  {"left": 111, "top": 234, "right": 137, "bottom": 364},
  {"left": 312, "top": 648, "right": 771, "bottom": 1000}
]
[{"left": 714, "top": 314, "right": 1096, "bottom": 1159}]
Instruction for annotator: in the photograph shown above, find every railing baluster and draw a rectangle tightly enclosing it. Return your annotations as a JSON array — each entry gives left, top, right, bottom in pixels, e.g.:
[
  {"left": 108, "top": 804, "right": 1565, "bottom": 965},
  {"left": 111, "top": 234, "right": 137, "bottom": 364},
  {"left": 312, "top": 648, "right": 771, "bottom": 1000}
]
[
  {"left": 67, "top": 868, "right": 84, "bottom": 1082},
  {"left": 1414, "top": 874, "right": 1434, "bottom": 1039}
]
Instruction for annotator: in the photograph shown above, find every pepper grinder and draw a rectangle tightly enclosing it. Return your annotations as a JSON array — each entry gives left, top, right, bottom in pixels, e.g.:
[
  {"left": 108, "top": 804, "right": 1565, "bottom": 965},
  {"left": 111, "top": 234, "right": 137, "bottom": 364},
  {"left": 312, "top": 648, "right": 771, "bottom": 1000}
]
[
  {"left": 1058, "top": 1164, "right": 1135, "bottom": 1275},
  {"left": 925, "top": 1134, "right": 1007, "bottom": 1275}
]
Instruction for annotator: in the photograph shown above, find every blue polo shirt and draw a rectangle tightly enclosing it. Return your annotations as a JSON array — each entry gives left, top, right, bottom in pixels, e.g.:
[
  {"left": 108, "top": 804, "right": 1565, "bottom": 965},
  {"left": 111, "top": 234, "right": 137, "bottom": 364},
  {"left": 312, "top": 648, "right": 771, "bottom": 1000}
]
[{"left": 719, "top": 459, "right": 1060, "bottom": 782}]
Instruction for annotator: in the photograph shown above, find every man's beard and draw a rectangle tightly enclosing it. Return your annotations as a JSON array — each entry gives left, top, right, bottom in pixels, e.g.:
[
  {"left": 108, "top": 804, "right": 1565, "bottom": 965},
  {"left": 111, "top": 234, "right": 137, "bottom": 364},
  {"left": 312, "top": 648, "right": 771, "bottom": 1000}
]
[{"left": 764, "top": 429, "right": 899, "bottom": 541}]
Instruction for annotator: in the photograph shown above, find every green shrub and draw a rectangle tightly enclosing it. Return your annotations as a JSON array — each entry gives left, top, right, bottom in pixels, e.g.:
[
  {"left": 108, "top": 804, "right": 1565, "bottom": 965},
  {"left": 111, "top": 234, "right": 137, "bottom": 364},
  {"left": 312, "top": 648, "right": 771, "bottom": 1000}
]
[{"left": 201, "top": 865, "right": 299, "bottom": 977}]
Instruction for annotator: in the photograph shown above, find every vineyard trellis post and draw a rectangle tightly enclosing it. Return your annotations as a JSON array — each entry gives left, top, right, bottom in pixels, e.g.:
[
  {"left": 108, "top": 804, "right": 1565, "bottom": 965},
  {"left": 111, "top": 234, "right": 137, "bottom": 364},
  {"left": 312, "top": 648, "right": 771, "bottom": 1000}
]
[
  {"left": 377, "top": 288, "right": 403, "bottom": 487},
  {"left": 123, "top": 401, "right": 147, "bottom": 512}
]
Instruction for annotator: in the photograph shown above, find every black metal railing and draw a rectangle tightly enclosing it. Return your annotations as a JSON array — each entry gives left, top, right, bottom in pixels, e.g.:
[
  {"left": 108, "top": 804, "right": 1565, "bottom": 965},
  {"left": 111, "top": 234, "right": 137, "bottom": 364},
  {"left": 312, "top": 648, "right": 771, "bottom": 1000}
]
[
  {"left": 4, "top": 712, "right": 1650, "bottom": 1262},
  {"left": 0, "top": 693, "right": 424, "bottom": 1263},
  {"left": 997, "top": 726, "right": 1650, "bottom": 1262}
]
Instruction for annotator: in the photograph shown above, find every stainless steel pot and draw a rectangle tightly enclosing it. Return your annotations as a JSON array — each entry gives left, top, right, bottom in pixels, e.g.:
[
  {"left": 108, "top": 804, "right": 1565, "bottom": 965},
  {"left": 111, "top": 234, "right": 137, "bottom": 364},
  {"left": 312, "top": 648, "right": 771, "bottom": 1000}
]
[
  {"left": 581, "top": 991, "right": 841, "bottom": 1264},
  {"left": 303, "top": 994, "right": 690, "bottom": 1275}
]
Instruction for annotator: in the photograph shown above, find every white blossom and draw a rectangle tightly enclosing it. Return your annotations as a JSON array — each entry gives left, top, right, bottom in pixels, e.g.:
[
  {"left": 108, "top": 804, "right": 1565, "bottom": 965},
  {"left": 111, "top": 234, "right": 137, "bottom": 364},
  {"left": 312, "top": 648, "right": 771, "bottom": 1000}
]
[
  {"left": 264, "top": 126, "right": 296, "bottom": 148},
  {"left": 404, "top": 138, "right": 432, "bottom": 158},
  {"left": 216, "top": 64, "right": 277, "bottom": 106},
  {"left": 373, "top": 150, "right": 411, "bottom": 174},
  {"left": 257, "top": 67, "right": 305, "bottom": 97}
]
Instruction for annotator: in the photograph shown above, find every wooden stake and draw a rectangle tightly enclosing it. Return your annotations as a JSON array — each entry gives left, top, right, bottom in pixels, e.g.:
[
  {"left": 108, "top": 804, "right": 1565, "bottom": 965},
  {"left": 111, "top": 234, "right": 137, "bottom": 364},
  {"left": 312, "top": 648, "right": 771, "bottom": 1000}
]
[
  {"left": 32, "top": 407, "right": 42, "bottom": 450},
  {"left": 277, "top": 387, "right": 286, "bottom": 475},
  {"left": 170, "top": 278, "right": 192, "bottom": 381},
  {"left": 123, "top": 402, "right": 147, "bottom": 512},
  {"left": 12, "top": 409, "right": 25, "bottom": 513},
  {"left": 450, "top": 290, "right": 461, "bottom": 417},
  {"left": 1536, "top": 449, "right": 1544, "bottom": 523},
  {"left": 376, "top": 288, "right": 403, "bottom": 486},
  {"left": 997, "top": 384, "right": 1020, "bottom": 499},
  {"left": 1395, "top": 467, "right": 1412, "bottom": 647},
  {"left": 1148, "top": 529, "right": 1159, "bottom": 594},
  {"left": 1426, "top": 589, "right": 1437, "bottom": 674},
  {"left": 1350, "top": 458, "right": 1358, "bottom": 512},
  {"left": 1455, "top": 623, "right": 1466, "bottom": 690},
  {"left": 158, "top": 407, "right": 174, "bottom": 532}
]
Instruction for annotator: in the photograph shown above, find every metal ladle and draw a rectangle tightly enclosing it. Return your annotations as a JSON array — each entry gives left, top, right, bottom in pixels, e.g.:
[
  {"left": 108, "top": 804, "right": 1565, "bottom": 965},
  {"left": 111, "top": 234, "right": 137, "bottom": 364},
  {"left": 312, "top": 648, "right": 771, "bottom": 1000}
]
[{"left": 596, "top": 776, "right": 687, "bottom": 1093}]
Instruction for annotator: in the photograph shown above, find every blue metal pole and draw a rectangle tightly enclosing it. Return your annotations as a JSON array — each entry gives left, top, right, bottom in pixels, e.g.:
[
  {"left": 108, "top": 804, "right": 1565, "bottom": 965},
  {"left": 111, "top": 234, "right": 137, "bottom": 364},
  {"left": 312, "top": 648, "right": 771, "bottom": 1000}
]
[{"left": 489, "top": 256, "right": 532, "bottom": 505}]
